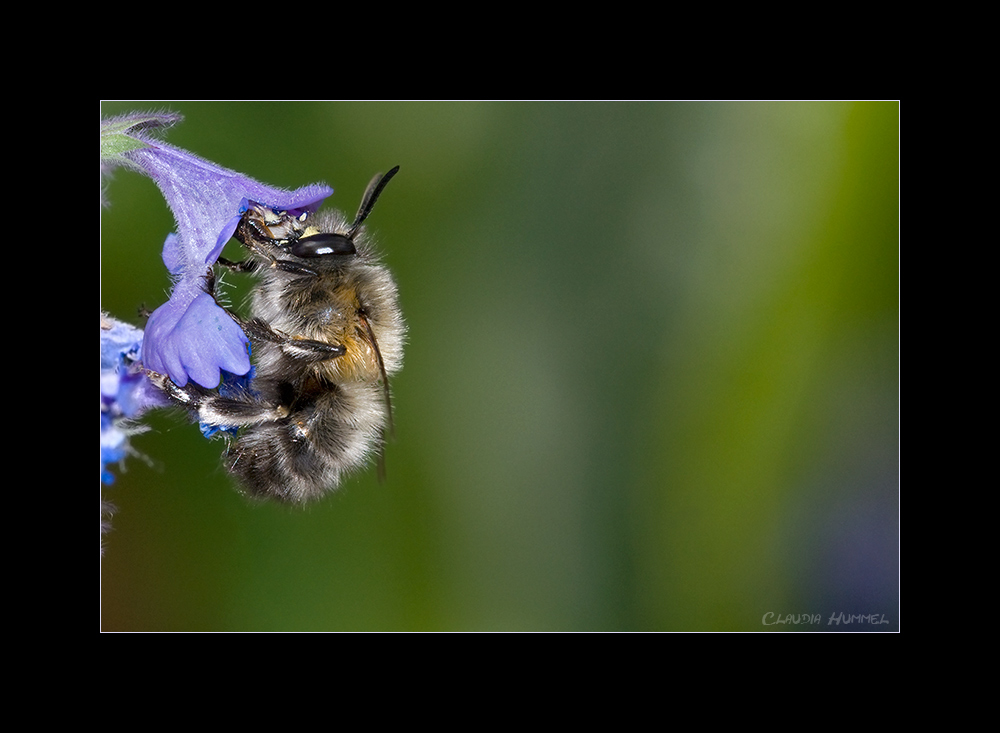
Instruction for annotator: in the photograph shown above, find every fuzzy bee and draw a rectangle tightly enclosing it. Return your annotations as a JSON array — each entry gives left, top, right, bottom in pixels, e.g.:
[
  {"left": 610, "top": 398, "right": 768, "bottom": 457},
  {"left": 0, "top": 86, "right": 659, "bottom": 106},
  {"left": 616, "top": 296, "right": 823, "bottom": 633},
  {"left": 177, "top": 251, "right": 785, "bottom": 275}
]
[{"left": 149, "top": 167, "right": 404, "bottom": 503}]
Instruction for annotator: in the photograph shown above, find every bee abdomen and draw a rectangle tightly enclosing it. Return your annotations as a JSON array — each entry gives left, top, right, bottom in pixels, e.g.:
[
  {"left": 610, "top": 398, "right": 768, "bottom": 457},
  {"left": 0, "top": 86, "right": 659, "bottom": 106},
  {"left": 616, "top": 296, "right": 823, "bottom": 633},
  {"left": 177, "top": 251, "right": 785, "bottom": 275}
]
[{"left": 224, "top": 381, "right": 386, "bottom": 503}]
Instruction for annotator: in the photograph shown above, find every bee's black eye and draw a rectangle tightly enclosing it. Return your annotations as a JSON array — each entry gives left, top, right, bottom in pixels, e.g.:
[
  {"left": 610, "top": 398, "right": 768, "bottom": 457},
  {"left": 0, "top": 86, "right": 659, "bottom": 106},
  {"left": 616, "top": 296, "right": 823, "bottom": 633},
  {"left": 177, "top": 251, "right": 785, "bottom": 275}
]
[{"left": 291, "top": 233, "right": 356, "bottom": 257}]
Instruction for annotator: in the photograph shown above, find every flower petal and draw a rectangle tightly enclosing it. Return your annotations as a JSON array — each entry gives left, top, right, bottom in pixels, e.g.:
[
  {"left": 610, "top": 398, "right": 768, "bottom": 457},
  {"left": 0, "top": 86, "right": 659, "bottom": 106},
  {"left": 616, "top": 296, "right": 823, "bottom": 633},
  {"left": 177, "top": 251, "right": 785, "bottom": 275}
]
[
  {"left": 101, "top": 313, "right": 168, "bottom": 486},
  {"left": 124, "top": 140, "right": 332, "bottom": 269},
  {"left": 141, "top": 281, "right": 251, "bottom": 388}
]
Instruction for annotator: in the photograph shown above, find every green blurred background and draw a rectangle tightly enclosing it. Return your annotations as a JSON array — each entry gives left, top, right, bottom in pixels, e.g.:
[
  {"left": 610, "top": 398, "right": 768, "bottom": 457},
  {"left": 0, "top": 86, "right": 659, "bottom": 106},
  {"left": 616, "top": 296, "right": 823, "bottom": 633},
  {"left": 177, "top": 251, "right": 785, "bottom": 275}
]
[{"left": 100, "top": 101, "right": 898, "bottom": 631}]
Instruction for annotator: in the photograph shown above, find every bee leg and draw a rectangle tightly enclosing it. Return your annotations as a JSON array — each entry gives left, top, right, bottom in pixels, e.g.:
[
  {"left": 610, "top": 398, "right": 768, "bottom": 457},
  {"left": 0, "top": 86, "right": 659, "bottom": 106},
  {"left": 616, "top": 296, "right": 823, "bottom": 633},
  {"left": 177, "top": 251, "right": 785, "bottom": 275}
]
[
  {"left": 270, "top": 259, "right": 319, "bottom": 277},
  {"left": 217, "top": 256, "right": 259, "bottom": 274},
  {"left": 218, "top": 254, "right": 317, "bottom": 278},
  {"left": 280, "top": 337, "right": 347, "bottom": 362},
  {"left": 196, "top": 392, "right": 290, "bottom": 428},
  {"left": 143, "top": 368, "right": 203, "bottom": 406},
  {"left": 144, "top": 368, "right": 289, "bottom": 427},
  {"left": 240, "top": 317, "right": 346, "bottom": 363}
]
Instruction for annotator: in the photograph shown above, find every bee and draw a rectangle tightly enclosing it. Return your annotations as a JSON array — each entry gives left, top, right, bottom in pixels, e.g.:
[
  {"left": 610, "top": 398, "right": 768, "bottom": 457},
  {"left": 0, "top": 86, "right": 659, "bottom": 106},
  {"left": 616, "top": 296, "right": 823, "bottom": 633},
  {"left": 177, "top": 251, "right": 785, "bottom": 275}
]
[{"left": 149, "top": 167, "right": 405, "bottom": 503}]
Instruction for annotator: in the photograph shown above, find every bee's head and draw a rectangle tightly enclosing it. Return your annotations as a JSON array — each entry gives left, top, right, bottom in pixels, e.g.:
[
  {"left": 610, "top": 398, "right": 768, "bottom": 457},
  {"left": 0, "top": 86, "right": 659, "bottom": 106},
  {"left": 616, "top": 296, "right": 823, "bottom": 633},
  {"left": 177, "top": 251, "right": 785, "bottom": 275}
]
[
  {"left": 287, "top": 165, "right": 400, "bottom": 261},
  {"left": 234, "top": 166, "right": 398, "bottom": 274}
]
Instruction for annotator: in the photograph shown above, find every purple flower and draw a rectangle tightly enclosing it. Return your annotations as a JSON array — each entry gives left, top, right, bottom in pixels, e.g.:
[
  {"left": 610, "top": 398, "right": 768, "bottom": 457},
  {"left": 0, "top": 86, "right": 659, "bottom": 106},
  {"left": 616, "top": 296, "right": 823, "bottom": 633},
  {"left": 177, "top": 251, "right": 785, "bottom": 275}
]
[
  {"left": 105, "top": 113, "right": 333, "bottom": 388},
  {"left": 100, "top": 112, "right": 335, "bottom": 546},
  {"left": 100, "top": 313, "right": 168, "bottom": 486}
]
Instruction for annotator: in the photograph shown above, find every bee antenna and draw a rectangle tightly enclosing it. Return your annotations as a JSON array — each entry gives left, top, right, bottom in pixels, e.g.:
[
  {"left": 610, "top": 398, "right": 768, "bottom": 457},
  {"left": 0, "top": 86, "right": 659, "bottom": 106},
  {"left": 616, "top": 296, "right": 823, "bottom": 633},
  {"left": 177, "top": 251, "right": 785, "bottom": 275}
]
[{"left": 348, "top": 166, "right": 400, "bottom": 238}]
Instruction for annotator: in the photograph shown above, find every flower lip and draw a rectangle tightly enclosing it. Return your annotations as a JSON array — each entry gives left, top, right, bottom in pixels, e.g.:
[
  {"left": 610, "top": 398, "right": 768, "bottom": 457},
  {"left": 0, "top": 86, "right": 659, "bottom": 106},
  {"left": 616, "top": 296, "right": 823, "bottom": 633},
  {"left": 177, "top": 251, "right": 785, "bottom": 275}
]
[{"left": 141, "top": 282, "right": 251, "bottom": 389}]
